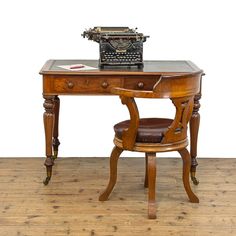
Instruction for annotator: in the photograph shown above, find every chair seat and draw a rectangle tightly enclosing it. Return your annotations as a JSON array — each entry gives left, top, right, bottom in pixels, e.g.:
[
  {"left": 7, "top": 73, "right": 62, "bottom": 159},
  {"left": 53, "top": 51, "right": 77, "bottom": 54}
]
[{"left": 114, "top": 118, "right": 173, "bottom": 143}]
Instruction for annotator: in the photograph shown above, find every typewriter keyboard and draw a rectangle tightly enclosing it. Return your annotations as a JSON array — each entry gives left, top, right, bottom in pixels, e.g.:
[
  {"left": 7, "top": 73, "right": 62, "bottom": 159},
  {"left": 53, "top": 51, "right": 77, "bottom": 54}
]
[{"left": 101, "top": 52, "right": 142, "bottom": 64}]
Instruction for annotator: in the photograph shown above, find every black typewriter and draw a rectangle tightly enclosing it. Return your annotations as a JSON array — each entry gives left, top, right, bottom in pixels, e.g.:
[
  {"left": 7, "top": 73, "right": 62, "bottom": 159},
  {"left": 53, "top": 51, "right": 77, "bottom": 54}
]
[{"left": 82, "top": 27, "right": 149, "bottom": 68}]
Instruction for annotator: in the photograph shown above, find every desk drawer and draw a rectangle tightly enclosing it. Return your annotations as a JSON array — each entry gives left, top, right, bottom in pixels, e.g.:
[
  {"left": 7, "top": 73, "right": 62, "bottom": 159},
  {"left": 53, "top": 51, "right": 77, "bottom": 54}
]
[
  {"left": 123, "top": 76, "right": 161, "bottom": 90},
  {"left": 46, "top": 76, "right": 122, "bottom": 94},
  {"left": 43, "top": 75, "right": 161, "bottom": 95}
]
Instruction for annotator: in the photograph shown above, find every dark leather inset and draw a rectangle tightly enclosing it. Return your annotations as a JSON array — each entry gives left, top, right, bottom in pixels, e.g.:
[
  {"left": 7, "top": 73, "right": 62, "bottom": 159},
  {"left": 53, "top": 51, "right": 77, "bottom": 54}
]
[{"left": 114, "top": 118, "right": 173, "bottom": 143}]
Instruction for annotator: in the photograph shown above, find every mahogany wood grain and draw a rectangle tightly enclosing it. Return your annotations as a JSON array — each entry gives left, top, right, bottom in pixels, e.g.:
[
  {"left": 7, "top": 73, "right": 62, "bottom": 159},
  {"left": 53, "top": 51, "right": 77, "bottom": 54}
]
[
  {"left": 161, "top": 96, "right": 194, "bottom": 144},
  {"left": 120, "top": 96, "right": 139, "bottom": 150},
  {"left": 100, "top": 72, "right": 202, "bottom": 219},
  {"left": 144, "top": 153, "right": 149, "bottom": 188},
  {"left": 190, "top": 94, "right": 201, "bottom": 185},
  {"left": 52, "top": 96, "right": 60, "bottom": 159},
  {"left": 43, "top": 95, "right": 55, "bottom": 185},
  {"left": 99, "top": 146, "right": 123, "bottom": 201},
  {"left": 189, "top": 73, "right": 204, "bottom": 185},
  {"left": 147, "top": 152, "right": 157, "bottom": 219},
  {"left": 40, "top": 60, "right": 203, "bottom": 187},
  {"left": 178, "top": 148, "right": 199, "bottom": 203}
]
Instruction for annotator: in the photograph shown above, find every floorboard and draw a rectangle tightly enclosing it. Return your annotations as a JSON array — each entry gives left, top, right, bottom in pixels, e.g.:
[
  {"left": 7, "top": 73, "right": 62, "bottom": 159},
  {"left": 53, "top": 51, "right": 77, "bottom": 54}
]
[{"left": 0, "top": 157, "right": 236, "bottom": 236}]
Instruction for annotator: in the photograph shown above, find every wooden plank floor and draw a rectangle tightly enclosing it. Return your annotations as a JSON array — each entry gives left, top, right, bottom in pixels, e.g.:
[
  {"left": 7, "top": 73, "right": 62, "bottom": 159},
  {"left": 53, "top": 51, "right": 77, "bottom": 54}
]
[{"left": 0, "top": 157, "right": 236, "bottom": 236}]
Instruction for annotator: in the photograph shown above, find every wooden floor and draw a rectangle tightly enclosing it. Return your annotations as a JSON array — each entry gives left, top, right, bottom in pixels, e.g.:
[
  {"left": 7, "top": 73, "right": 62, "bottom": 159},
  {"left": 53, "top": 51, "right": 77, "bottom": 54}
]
[{"left": 0, "top": 157, "right": 236, "bottom": 236}]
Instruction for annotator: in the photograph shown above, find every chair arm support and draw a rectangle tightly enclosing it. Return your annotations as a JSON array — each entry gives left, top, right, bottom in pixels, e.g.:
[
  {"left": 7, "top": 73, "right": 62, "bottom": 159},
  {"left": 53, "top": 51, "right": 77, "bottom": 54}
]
[
  {"left": 161, "top": 96, "right": 194, "bottom": 144},
  {"left": 119, "top": 96, "right": 139, "bottom": 150},
  {"left": 112, "top": 87, "right": 157, "bottom": 98}
]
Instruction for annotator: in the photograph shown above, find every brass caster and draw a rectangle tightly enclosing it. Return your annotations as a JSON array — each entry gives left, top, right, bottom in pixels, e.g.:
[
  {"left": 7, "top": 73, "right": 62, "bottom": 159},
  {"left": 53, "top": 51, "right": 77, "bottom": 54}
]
[
  {"left": 191, "top": 171, "right": 199, "bottom": 185},
  {"left": 53, "top": 151, "right": 58, "bottom": 160},
  {"left": 191, "top": 176, "right": 199, "bottom": 185},
  {"left": 43, "top": 176, "right": 51, "bottom": 185}
]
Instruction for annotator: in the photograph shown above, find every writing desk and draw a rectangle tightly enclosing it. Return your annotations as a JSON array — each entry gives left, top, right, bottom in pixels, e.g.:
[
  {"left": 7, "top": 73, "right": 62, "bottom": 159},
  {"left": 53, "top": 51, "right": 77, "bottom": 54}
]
[{"left": 40, "top": 60, "right": 203, "bottom": 185}]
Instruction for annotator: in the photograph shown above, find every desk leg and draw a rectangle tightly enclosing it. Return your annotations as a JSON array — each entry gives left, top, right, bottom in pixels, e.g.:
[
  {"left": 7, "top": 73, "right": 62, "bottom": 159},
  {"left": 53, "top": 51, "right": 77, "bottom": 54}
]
[
  {"left": 53, "top": 96, "right": 60, "bottom": 159},
  {"left": 190, "top": 93, "right": 201, "bottom": 185},
  {"left": 43, "top": 95, "right": 55, "bottom": 185}
]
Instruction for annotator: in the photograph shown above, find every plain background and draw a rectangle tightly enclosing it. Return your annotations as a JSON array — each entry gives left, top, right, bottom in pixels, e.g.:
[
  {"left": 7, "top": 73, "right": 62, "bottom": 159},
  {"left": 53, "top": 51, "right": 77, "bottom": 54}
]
[{"left": 0, "top": 0, "right": 235, "bottom": 158}]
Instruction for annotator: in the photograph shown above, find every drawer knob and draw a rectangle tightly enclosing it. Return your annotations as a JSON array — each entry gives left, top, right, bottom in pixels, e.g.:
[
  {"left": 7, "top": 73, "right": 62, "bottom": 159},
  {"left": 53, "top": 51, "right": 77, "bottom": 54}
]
[
  {"left": 101, "top": 81, "right": 109, "bottom": 89},
  {"left": 137, "top": 82, "right": 144, "bottom": 89},
  {"left": 67, "top": 81, "right": 74, "bottom": 89}
]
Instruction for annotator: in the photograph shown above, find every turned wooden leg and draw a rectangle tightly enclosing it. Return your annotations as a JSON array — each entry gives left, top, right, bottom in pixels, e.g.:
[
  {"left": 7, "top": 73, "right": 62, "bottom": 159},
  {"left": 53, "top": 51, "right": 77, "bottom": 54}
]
[
  {"left": 43, "top": 95, "right": 55, "bottom": 185},
  {"left": 190, "top": 93, "right": 201, "bottom": 185},
  {"left": 178, "top": 148, "right": 199, "bottom": 203},
  {"left": 144, "top": 153, "right": 148, "bottom": 188},
  {"left": 53, "top": 96, "right": 60, "bottom": 160},
  {"left": 99, "top": 146, "right": 123, "bottom": 201},
  {"left": 147, "top": 152, "right": 157, "bottom": 219}
]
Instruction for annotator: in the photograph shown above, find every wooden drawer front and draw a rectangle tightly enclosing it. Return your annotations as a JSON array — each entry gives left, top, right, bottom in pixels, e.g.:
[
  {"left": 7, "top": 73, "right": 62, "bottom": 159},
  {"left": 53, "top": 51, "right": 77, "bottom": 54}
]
[
  {"left": 123, "top": 76, "right": 161, "bottom": 91},
  {"left": 50, "top": 76, "right": 122, "bottom": 94}
]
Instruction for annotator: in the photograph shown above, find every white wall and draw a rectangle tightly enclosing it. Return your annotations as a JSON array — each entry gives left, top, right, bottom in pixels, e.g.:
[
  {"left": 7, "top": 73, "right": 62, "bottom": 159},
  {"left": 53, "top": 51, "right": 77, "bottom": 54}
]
[{"left": 0, "top": 0, "right": 235, "bottom": 158}]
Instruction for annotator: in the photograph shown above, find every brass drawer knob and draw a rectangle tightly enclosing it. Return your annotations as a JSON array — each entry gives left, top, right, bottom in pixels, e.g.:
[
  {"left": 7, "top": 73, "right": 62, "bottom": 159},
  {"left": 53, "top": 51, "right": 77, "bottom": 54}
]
[
  {"left": 101, "top": 81, "right": 109, "bottom": 88},
  {"left": 67, "top": 81, "right": 74, "bottom": 89},
  {"left": 137, "top": 82, "right": 144, "bottom": 89}
]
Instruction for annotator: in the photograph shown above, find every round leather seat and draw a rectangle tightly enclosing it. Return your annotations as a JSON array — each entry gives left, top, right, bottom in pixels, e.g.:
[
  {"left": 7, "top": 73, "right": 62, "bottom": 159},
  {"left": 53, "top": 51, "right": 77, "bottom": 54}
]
[{"left": 114, "top": 118, "right": 173, "bottom": 143}]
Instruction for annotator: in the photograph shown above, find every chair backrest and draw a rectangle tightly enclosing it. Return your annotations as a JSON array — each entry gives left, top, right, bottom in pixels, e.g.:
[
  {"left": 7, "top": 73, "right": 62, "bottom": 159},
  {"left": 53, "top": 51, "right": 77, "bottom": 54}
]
[{"left": 111, "top": 71, "right": 203, "bottom": 149}]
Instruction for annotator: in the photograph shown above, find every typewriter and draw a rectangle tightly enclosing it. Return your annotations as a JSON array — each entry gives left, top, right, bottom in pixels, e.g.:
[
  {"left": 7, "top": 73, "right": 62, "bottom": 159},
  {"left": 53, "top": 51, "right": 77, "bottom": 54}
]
[{"left": 82, "top": 27, "right": 149, "bottom": 68}]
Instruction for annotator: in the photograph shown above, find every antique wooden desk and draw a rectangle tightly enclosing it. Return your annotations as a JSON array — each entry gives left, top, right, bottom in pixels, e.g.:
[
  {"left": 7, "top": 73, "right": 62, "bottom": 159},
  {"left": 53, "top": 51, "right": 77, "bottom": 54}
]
[{"left": 40, "top": 60, "right": 203, "bottom": 185}]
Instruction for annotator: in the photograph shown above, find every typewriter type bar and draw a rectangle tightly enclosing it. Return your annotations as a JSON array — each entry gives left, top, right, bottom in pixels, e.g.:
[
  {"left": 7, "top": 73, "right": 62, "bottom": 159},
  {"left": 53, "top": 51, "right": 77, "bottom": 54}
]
[{"left": 82, "top": 27, "right": 149, "bottom": 68}]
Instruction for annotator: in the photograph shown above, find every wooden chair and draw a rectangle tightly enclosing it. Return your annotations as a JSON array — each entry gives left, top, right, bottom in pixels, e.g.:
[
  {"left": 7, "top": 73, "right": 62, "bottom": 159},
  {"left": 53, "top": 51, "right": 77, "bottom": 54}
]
[{"left": 99, "top": 72, "right": 203, "bottom": 219}]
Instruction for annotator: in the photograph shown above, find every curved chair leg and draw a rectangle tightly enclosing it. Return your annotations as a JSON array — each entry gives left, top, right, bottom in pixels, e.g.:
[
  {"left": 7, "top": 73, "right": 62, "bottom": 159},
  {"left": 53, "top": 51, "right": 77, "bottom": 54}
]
[
  {"left": 99, "top": 146, "right": 123, "bottom": 201},
  {"left": 147, "top": 152, "right": 157, "bottom": 219},
  {"left": 178, "top": 148, "right": 199, "bottom": 203},
  {"left": 144, "top": 153, "right": 148, "bottom": 188}
]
